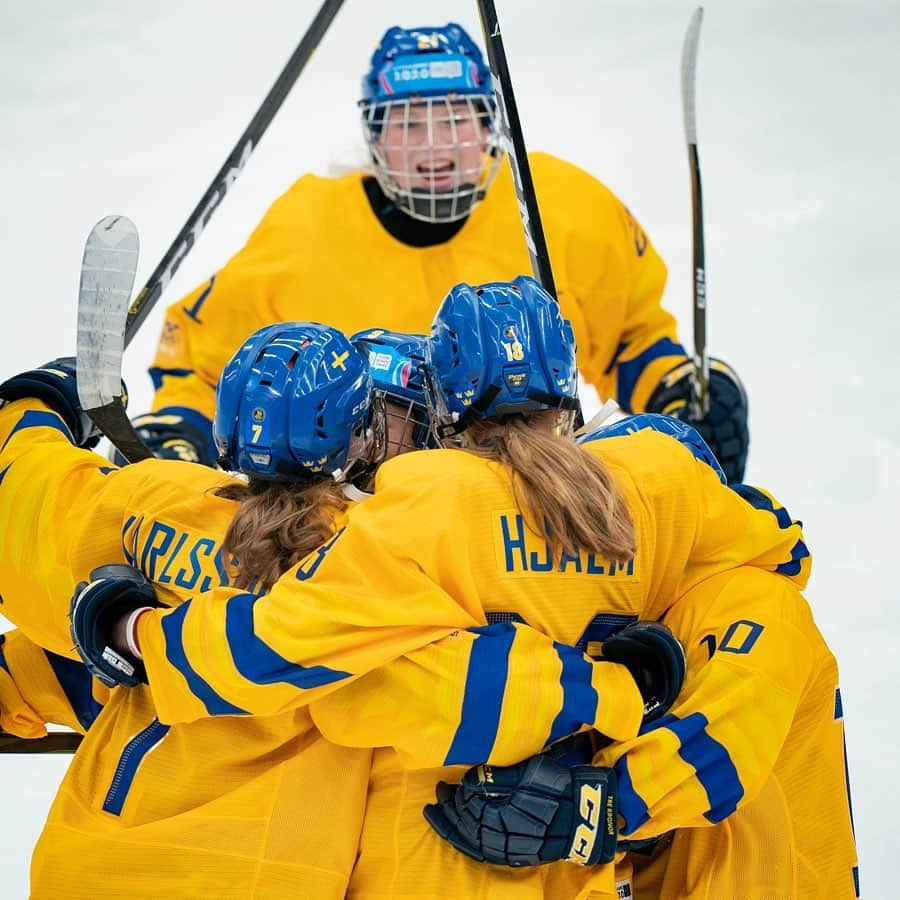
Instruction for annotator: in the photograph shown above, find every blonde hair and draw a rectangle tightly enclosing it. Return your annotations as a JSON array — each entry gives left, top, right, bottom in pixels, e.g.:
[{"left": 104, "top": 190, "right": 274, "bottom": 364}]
[
  {"left": 214, "top": 479, "right": 348, "bottom": 591},
  {"left": 463, "top": 412, "right": 636, "bottom": 563}
]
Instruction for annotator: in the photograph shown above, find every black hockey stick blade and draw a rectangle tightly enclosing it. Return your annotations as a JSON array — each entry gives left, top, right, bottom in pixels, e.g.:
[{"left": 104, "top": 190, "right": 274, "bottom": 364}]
[
  {"left": 476, "top": 0, "right": 556, "bottom": 299},
  {"left": 0, "top": 731, "right": 83, "bottom": 755},
  {"left": 76, "top": 215, "right": 153, "bottom": 463},
  {"left": 123, "top": 0, "right": 346, "bottom": 348},
  {"left": 682, "top": 6, "right": 710, "bottom": 417}
]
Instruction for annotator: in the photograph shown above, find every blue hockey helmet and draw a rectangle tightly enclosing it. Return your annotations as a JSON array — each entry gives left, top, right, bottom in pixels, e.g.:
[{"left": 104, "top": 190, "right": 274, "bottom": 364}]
[
  {"left": 350, "top": 328, "right": 434, "bottom": 452},
  {"left": 361, "top": 23, "right": 493, "bottom": 105},
  {"left": 424, "top": 276, "right": 580, "bottom": 442},
  {"left": 214, "top": 322, "right": 382, "bottom": 480},
  {"left": 359, "top": 23, "right": 503, "bottom": 223}
]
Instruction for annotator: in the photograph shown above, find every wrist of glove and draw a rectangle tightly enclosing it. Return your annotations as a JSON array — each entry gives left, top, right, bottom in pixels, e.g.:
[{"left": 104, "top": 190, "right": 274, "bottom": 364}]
[
  {"left": 646, "top": 357, "right": 749, "bottom": 482},
  {"left": 69, "top": 565, "right": 161, "bottom": 688},
  {"left": 424, "top": 755, "right": 617, "bottom": 867},
  {"left": 601, "top": 622, "right": 685, "bottom": 724},
  {"left": 0, "top": 357, "right": 126, "bottom": 449},
  {"left": 111, "top": 413, "right": 216, "bottom": 466}
]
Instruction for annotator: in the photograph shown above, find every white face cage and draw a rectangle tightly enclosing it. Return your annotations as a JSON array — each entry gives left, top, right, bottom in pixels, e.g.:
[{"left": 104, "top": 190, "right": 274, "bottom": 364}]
[
  {"left": 379, "top": 391, "right": 431, "bottom": 456},
  {"left": 361, "top": 94, "right": 505, "bottom": 224},
  {"left": 337, "top": 394, "right": 387, "bottom": 487}
]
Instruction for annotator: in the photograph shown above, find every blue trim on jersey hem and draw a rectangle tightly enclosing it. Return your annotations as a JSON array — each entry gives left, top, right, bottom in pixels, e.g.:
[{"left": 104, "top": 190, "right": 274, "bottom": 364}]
[
  {"left": 224, "top": 592, "right": 351, "bottom": 690},
  {"left": 148, "top": 368, "right": 195, "bottom": 391},
  {"left": 616, "top": 338, "right": 687, "bottom": 412},
  {"left": 1, "top": 410, "right": 74, "bottom": 452},
  {"left": 545, "top": 643, "right": 599, "bottom": 747},
  {"left": 444, "top": 622, "right": 515, "bottom": 765},
  {"left": 103, "top": 719, "right": 170, "bottom": 816},
  {"left": 44, "top": 650, "right": 103, "bottom": 731},
  {"left": 161, "top": 603, "right": 248, "bottom": 716},
  {"left": 0, "top": 635, "right": 8, "bottom": 673}
]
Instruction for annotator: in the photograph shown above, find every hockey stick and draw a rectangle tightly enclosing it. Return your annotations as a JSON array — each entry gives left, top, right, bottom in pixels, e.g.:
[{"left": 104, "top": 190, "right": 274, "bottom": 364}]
[
  {"left": 77, "top": 215, "right": 152, "bottom": 462},
  {"left": 84, "top": 0, "right": 346, "bottom": 461},
  {"left": 682, "top": 6, "right": 709, "bottom": 417},
  {"left": 0, "top": 731, "right": 83, "bottom": 755},
  {"left": 475, "top": 0, "right": 557, "bottom": 298}
]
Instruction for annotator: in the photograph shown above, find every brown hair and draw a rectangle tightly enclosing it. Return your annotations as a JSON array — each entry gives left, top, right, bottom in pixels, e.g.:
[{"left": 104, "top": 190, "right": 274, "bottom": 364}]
[
  {"left": 463, "top": 412, "right": 636, "bottom": 563},
  {"left": 214, "top": 478, "right": 348, "bottom": 591}
]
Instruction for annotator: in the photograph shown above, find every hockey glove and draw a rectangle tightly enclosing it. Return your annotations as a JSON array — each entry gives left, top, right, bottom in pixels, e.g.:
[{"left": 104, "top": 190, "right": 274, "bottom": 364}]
[
  {"left": 111, "top": 412, "right": 216, "bottom": 466},
  {"left": 646, "top": 357, "right": 749, "bottom": 482},
  {"left": 424, "top": 754, "right": 617, "bottom": 867},
  {"left": 0, "top": 357, "right": 125, "bottom": 449},
  {"left": 69, "top": 565, "right": 161, "bottom": 688},
  {"left": 600, "top": 622, "right": 686, "bottom": 724}
]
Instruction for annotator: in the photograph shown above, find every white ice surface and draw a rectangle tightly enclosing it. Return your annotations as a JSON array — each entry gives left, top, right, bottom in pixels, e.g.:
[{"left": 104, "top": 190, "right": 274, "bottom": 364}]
[{"left": 1, "top": 1, "right": 898, "bottom": 896}]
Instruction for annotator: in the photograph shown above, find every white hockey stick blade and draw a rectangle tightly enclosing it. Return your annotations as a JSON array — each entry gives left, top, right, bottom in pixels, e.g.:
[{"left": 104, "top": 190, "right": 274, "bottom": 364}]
[
  {"left": 681, "top": 7, "right": 704, "bottom": 145},
  {"left": 76, "top": 215, "right": 139, "bottom": 412}
]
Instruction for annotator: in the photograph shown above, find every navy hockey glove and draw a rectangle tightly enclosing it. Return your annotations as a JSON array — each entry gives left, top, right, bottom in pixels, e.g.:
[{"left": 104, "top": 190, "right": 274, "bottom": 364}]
[
  {"left": 646, "top": 357, "right": 749, "bottom": 482},
  {"left": 111, "top": 412, "right": 216, "bottom": 466},
  {"left": 69, "top": 565, "right": 161, "bottom": 688},
  {"left": 600, "top": 622, "right": 686, "bottom": 724},
  {"left": 0, "top": 357, "right": 125, "bottom": 449},
  {"left": 424, "top": 754, "right": 617, "bottom": 867}
]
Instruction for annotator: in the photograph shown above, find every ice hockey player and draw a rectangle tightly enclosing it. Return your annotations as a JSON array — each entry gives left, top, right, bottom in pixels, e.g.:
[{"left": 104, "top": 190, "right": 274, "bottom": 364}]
[
  {"left": 75, "top": 277, "right": 813, "bottom": 899},
  {"left": 133, "top": 20, "right": 749, "bottom": 481},
  {"left": 0, "top": 323, "right": 682, "bottom": 899}
]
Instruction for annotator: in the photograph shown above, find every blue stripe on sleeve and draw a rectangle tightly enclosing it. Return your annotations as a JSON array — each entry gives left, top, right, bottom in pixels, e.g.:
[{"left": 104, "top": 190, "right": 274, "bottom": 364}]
[
  {"left": 160, "top": 602, "right": 248, "bottom": 716},
  {"left": 444, "top": 622, "right": 515, "bottom": 766},
  {"left": 643, "top": 712, "right": 744, "bottom": 823},
  {"left": 614, "top": 756, "right": 651, "bottom": 835},
  {"left": 0, "top": 465, "right": 8, "bottom": 487},
  {"left": 223, "top": 592, "right": 350, "bottom": 690},
  {"left": 44, "top": 650, "right": 104, "bottom": 730},
  {"left": 775, "top": 538, "right": 810, "bottom": 576},
  {"left": 545, "top": 643, "right": 599, "bottom": 746},
  {"left": 1, "top": 410, "right": 74, "bottom": 451},
  {"left": 615, "top": 338, "right": 688, "bottom": 412},
  {"left": 729, "top": 483, "right": 809, "bottom": 575},
  {"left": 835, "top": 687, "right": 843, "bottom": 720},
  {"left": 0, "top": 635, "right": 8, "bottom": 673}
]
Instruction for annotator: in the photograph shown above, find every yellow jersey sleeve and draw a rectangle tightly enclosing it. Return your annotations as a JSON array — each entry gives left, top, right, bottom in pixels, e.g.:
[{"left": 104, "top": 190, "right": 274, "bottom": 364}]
[
  {"left": 0, "top": 398, "right": 240, "bottom": 654},
  {"left": 528, "top": 154, "right": 685, "bottom": 410},
  {"left": 0, "top": 629, "right": 109, "bottom": 738},
  {"left": 310, "top": 622, "right": 642, "bottom": 768},
  {"left": 595, "top": 567, "right": 821, "bottom": 838}
]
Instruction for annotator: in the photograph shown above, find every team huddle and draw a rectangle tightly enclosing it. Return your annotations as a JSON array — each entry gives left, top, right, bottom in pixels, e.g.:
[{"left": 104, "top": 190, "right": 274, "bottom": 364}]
[{"left": 0, "top": 19, "right": 857, "bottom": 900}]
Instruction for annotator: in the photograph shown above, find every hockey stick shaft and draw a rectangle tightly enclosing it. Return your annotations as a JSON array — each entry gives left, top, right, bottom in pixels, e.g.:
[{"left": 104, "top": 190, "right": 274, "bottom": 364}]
[
  {"left": 682, "top": 6, "right": 709, "bottom": 416},
  {"left": 123, "top": 0, "right": 346, "bottom": 348},
  {"left": 0, "top": 731, "right": 83, "bottom": 755},
  {"left": 475, "top": 0, "right": 556, "bottom": 298}
]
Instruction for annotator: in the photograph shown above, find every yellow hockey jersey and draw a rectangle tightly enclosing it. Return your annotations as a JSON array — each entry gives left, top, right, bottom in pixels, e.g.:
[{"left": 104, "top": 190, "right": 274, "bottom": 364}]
[
  {"left": 0, "top": 628, "right": 107, "bottom": 739},
  {"left": 127, "top": 430, "right": 815, "bottom": 900},
  {"left": 602, "top": 565, "right": 860, "bottom": 900},
  {"left": 149, "top": 153, "right": 682, "bottom": 439},
  {"left": 0, "top": 398, "right": 650, "bottom": 898}
]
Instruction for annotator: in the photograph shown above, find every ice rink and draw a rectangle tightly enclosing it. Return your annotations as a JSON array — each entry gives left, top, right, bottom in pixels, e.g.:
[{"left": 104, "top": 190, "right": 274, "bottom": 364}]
[{"left": 1, "top": 0, "right": 898, "bottom": 895}]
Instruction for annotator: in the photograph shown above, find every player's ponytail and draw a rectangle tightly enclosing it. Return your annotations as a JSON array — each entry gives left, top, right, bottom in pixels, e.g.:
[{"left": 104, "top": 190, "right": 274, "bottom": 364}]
[
  {"left": 463, "top": 412, "right": 635, "bottom": 564},
  {"left": 214, "top": 479, "right": 348, "bottom": 591}
]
